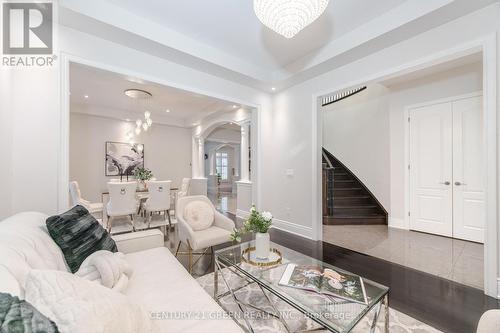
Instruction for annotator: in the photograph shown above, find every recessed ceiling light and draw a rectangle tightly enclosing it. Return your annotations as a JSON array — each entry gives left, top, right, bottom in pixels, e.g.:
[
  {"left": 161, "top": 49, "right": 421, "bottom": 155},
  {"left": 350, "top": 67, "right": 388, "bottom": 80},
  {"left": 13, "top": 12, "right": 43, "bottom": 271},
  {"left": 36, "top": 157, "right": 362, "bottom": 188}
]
[
  {"left": 165, "top": 109, "right": 170, "bottom": 113},
  {"left": 232, "top": 105, "right": 237, "bottom": 109},
  {"left": 84, "top": 95, "right": 89, "bottom": 99},
  {"left": 271, "top": 87, "right": 276, "bottom": 91}
]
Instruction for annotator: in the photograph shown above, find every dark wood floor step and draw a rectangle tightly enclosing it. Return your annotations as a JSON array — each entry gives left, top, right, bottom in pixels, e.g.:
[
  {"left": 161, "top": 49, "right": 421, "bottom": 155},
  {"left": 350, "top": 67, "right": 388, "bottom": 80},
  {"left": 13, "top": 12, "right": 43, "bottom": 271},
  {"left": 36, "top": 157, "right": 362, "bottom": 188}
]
[
  {"left": 334, "top": 195, "right": 371, "bottom": 199},
  {"left": 333, "top": 196, "right": 373, "bottom": 205},
  {"left": 333, "top": 204, "right": 378, "bottom": 209},
  {"left": 323, "top": 215, "right": 387, "bottom": 225},
  {"left": 333, "top": 180, "right": 358, "bottom": 188},
  {"left": 331, "top": 212, "right": 385, "bottom": 217},
  {"left": 332, "top": 207, "right": 383, "bottom": 216},
  {"left": 333, "top": 188, "right": 365, "bottom": 196},
  {"left": 333, "top": 175, "right": 352, "bottom": 181}
]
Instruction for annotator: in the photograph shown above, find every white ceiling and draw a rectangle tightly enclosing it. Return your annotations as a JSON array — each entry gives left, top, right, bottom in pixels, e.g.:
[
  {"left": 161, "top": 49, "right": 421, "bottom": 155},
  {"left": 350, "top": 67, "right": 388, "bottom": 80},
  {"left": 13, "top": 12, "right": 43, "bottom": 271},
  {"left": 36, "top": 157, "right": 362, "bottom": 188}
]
[
  {"left": 70, "top": 62, "right": 244, "bottom": 127},
  {"left": 106, "top": 0, "right": 405, "bottom": 71},
  {"left": 59, "top": 0, "right": 499, "bottom": 91}
]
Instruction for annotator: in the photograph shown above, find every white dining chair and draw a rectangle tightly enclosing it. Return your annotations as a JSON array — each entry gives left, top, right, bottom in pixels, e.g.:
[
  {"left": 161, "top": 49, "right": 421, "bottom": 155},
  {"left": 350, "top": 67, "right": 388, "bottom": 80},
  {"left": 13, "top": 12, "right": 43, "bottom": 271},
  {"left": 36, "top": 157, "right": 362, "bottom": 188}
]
[
  {"left": 69, "top": 181, "right": 103, "bottom": 216},
  {"left": 106, "top": 181, "right": 139, "bottom": 233},
  {"left": 175, "top": 178, "right": 191, "bottom": 217},
  {"left": 142, "top": 180, "right": 172, "bottom": 235},
  {"left": 178, "top": 178, "right": 191, "bottom": 198}
]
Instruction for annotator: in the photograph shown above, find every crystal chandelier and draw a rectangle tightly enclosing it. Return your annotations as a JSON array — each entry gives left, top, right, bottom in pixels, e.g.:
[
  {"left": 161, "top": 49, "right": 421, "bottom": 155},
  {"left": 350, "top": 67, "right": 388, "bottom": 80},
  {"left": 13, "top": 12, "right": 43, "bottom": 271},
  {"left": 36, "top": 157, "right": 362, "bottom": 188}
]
[
  {"left": 254, "top": 0, "right": 330, "bottom": 39},
  {"left": 124, "top": 89, "right": 153, "bottom": 143}
]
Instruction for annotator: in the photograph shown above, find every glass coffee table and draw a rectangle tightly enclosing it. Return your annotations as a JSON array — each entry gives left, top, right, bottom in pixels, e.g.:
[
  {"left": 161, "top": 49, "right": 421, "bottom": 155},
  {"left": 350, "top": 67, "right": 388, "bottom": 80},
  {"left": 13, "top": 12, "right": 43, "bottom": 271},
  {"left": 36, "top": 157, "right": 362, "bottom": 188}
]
[{"left": 214, "top": 240, "right": 389, "bottom": 333}]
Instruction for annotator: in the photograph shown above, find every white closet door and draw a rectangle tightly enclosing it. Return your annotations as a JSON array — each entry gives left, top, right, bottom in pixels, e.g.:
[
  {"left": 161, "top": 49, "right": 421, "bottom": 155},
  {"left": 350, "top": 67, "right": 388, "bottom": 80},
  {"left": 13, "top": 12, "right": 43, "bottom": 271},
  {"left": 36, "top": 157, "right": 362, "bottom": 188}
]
[
  {"left": 409, "top": 103, "right": 453, "bottom": 237},
  {"left": 452, "top": 96, "right": 485, "bottom": 243}
]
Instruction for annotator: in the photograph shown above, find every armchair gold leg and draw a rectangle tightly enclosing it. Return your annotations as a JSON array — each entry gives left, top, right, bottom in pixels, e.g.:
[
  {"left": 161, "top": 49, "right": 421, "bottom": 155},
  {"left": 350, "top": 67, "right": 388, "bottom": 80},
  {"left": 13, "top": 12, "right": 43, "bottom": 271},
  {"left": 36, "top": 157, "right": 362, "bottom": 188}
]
[
  {"left": 107, "top": 215, "right": 112, "bottom": 233},
  {"left": 130, "top": 214, "right": 136, "bottom": 232},
  {"left": 166, "top": 209, "right": 172, "bottom": 240},
  {"left": 176, "top": 241, "right": 211, "bottom": 275},
  {"left": 175, "top": 241, "right": 182, "bottom": 257},
  {"left": 188, "top": 244, "right": 193, "bottom": 274}
]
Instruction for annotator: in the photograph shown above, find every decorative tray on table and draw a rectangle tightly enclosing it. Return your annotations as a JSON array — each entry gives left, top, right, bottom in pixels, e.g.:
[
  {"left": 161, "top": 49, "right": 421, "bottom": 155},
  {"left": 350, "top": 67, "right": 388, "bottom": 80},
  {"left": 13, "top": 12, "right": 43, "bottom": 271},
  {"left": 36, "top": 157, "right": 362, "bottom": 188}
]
[{"left": 241, "top": 247, "right": 283, "bottom": 267}]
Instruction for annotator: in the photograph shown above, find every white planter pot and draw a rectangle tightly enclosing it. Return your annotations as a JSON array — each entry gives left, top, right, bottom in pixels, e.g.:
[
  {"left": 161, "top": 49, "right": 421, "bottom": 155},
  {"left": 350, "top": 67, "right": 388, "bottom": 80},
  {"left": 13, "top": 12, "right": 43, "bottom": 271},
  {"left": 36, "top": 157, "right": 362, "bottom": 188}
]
[{"left": 255, "top": 232, "right": 270, "bottom": 259}]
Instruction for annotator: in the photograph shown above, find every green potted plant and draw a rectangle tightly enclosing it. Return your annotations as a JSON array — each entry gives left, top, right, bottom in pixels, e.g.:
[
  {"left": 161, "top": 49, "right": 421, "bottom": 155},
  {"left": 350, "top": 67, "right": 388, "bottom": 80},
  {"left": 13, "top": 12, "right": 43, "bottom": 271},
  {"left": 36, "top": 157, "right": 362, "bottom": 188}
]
[
  {"left": 134, "top": 167, "right": 153, "bottom": 189},
  {"left": 230, "top": 205, "right": 273, "bottom": 259}
]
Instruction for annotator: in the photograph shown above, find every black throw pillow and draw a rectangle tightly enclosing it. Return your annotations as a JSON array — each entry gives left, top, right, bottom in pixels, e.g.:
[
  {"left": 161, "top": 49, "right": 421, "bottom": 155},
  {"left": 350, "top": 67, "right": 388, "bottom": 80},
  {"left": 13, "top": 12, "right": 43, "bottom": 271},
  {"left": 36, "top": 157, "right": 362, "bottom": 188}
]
[
  {"left": 0, "top": 292, "right": 59, "bottom": 333},
  {"left": 46, "top": 205, "right": 117, "bottom": 273}
]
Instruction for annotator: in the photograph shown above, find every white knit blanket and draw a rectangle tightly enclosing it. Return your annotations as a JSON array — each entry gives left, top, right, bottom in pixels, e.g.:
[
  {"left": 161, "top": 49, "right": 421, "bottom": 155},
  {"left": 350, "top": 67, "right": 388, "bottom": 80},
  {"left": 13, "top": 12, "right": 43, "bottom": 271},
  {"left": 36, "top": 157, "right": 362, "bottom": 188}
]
[{"left": 76, "top": 251, "right": 132, "bottom": 293}]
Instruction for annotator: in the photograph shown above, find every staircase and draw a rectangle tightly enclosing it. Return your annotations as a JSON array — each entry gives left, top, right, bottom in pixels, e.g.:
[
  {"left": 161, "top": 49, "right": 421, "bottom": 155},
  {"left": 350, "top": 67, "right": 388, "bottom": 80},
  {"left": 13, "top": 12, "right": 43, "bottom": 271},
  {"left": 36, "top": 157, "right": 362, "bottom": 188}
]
[{"left": 322, "top": 148, "right": 387, "bottom": 225}]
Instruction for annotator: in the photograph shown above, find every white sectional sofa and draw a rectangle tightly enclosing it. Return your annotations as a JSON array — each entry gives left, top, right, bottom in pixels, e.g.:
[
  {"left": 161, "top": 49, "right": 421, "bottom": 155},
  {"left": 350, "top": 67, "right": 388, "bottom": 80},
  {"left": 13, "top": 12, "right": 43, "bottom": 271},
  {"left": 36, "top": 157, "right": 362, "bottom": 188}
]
[{"left": 0, "top": 212, "right": 243, "bottom": 333}]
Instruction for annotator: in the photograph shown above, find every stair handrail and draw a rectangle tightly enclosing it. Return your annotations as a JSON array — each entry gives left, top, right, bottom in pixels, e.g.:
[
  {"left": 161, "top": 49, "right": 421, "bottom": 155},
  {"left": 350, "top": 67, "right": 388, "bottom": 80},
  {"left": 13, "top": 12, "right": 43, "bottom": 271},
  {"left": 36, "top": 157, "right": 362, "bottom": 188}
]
[{"left": 322, "top": 150, "right": 334, "bottom": 169}]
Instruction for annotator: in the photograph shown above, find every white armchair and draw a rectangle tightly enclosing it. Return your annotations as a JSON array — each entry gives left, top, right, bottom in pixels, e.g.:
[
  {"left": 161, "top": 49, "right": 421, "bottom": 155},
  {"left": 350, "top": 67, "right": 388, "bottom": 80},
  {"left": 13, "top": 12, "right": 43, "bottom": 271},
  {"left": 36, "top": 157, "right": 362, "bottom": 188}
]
[
  {"left": 175, "top": 195, "right": 235, "bottom": 273},
  {"left": 477, "top": 310, "right": 500, "bottom": 333},
  {"left": 69, "top": 181, "right": 103, "bottom": 216},
  {"left": 106, "top": 182, "right": 139, "bottom": 233},
  {"left": 142, "top": 180, "right": 172, "bottom": 233}
]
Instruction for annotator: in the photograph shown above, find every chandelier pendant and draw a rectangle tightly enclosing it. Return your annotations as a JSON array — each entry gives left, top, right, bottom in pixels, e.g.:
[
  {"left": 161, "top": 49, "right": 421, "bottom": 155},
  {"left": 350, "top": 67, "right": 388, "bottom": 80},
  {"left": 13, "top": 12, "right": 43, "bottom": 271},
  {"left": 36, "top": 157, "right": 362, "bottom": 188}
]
[{"left": 254, "top": 0, "right": 330, "bottom": 39}]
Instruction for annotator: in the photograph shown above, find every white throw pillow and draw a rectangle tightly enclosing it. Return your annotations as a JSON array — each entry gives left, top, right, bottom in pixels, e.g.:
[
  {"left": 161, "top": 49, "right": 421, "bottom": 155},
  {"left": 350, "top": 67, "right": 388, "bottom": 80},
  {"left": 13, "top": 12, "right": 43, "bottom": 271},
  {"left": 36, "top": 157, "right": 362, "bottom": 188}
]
[
  {"left": 25, "top": 269, "right": 157, "bottom": 333},
  {"left": 183, "top": 201, "right": 215, "bottom": 231}
]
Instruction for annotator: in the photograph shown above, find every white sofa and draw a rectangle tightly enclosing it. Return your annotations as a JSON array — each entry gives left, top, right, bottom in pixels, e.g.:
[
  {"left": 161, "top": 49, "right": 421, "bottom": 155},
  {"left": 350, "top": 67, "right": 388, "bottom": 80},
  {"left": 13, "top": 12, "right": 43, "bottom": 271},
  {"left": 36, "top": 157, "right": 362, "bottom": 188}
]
[{"left": 0, "top": 212, "right": 242, "bottom": 333}]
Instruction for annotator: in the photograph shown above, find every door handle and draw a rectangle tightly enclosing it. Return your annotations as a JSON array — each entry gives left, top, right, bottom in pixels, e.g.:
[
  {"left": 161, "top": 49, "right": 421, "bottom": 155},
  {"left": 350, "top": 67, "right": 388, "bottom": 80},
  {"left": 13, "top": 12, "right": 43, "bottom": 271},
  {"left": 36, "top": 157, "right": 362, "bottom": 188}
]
[
  {"left": 440, "top": 181, "right": 451, "bottom": 185},
  {"left": 454, "top": 181, "right": 466, "bottom": 186}
]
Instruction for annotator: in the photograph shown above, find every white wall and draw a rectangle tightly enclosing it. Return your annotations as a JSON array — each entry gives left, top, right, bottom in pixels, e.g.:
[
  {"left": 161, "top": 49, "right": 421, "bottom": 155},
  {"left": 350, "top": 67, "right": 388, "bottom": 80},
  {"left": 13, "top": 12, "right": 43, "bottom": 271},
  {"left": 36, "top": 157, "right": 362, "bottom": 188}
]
[
  {"left": 70, "top": 112, "right": 192, "bottom": 202},
  {"left": 388, "top": 62, "right": 483, "bottom": 223},
  {"left": 322, "top": 84, "right": 391, "bottom": 210},
  {"left": 0, "top": 69, "right": 13, "bottom": 220}
]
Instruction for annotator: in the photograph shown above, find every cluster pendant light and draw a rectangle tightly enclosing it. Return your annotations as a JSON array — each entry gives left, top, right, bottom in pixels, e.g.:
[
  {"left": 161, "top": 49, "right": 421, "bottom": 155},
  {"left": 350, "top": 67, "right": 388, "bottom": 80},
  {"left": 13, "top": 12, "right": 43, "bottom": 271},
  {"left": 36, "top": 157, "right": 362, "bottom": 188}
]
[
  {"left": 124, "top": 89, "right": 153, "bottom": 144},
  {"left": 254, "top": 0, "right": 330, "bottom": 38}
]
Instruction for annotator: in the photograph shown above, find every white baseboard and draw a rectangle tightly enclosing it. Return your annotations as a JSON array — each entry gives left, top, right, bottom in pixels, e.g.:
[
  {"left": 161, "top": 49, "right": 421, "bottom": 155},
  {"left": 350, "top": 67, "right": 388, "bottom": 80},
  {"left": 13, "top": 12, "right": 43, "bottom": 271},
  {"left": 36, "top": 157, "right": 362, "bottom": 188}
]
[
  {"left": 388, "top": 217, "right": 408, "bottom": 230},
  {"left": 271, "top": 218, "right": 313, "bottom": 240},
  {"left": 235, "top": 212, "right": 313, "bottom": 240}
]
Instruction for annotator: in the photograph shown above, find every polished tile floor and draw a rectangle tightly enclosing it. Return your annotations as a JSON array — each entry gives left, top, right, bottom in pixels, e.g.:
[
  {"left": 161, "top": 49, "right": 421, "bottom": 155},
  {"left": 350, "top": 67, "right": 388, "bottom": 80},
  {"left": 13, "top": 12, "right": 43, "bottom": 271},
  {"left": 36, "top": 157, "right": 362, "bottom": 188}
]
[
  {"left": 208, "top": 191, "right": 237, "bottom": 215},
  {"left": 323, "top": 225, "right": 484, "bottom": 289}
]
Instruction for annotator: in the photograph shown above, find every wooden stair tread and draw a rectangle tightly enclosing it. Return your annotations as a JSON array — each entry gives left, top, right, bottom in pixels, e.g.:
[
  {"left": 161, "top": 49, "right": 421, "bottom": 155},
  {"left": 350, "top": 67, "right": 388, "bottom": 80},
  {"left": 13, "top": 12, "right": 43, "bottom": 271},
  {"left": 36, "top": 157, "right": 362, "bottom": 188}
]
[
  {"left": 333, "top": 205, "right": 378, "bottom": 209},
  {"left": 334, "top": 195, "right": 370, "bottom": 199},
  {"left": 330, "top": 213, "right": 386, "bottom": 218}
]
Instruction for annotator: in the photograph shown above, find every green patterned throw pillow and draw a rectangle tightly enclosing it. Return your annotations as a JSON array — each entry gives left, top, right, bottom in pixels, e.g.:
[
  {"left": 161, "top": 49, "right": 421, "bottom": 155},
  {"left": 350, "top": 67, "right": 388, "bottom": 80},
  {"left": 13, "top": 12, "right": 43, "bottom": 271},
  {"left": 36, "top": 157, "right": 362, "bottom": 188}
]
[
  {"left": 46, "top": 205, "right": 117, "bottom": 273},
  {"left": 0, "top": 292, "right": 59, "bottom": 333}
]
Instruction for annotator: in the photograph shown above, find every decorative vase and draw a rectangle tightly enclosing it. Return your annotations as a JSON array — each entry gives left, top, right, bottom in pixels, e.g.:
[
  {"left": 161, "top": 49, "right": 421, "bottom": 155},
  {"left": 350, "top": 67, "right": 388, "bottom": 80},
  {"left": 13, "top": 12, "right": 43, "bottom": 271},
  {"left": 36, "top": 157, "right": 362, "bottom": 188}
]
[{"left": 255, "top": 232, "right": 270, "bottom": 259}]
